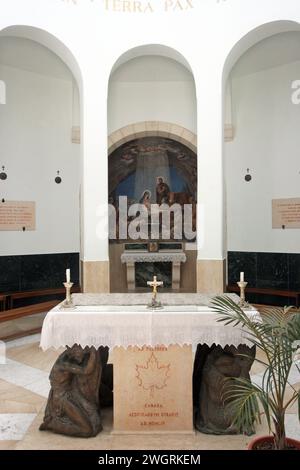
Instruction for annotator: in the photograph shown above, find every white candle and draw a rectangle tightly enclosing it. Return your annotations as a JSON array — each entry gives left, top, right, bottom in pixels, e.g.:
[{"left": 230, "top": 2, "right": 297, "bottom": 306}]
[
  {"left": 240, "top": 272, "right": 244, "bottom": 282},
  {"left": 66, "top": 269, "right": 71, "bottom": 283}
]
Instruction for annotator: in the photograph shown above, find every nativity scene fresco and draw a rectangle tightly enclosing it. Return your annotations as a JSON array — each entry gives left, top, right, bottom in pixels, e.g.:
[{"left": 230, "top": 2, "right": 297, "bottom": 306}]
[{"left": 108, "top": 136, "right": 197, "bottom": 242}]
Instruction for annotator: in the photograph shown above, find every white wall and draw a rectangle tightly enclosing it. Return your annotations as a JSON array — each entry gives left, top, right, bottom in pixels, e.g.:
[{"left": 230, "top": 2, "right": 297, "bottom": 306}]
[
  {"left": 0, "top": 44, "right": 80, "bottom": 255},
  {"left": 108, "top": 55, "right": 196, "bottom": 134},
  {"left": 226, "top": 59, "right": 300, "bottom": 253},
  {"left": 1, "top": 0, "right": 300, "bottom": 262}
]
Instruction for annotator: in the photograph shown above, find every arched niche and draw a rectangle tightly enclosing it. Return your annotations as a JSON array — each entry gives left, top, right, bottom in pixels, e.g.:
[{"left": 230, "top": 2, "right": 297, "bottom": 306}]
[
  {"left": 110, "top": 44, "right": 194, "bottom": 76},
  {"left": 108, "top": 44, "right": 197, "bottom": 137},
  {"left": 0, "top": 25, "right": 83, "bottom": 291},
  {"left": 0, "top": 25, "right": 83, "bottom": 91},
  {"left": 222, "top": 20, "right": 300, "bottom": 139},
  {"left": 223, "top": 21, "right": 300, "bottom": 84},
  {"left": 223, "top": 20, "right": 300, "bottom": 298},
  {"left": 107, "top": 45, "right": 197, "bottom": 293}
]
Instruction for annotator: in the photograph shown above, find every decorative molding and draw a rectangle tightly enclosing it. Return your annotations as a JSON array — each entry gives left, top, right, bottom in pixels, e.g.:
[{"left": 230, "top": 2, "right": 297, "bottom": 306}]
[
  {"left": 71, "top": 126, "right": 81, "bottom": 144},
  {"left": 108, "top": 121, "right": 234, "bottom": 153},
  {"left": 224, "top": 124, "right": 234, "bottom": 142},
  {"left": 121, "top": 252, "right": 187, "bottom": 264},
  {"left": 0, "top": 80, "right": 6, "bottom": 105},
  {"left": 108, "top": 122, "right": 197, "bottom": 155}
]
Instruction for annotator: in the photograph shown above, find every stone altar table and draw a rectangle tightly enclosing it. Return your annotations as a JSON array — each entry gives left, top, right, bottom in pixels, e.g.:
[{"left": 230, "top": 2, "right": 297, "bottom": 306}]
[
  {"left": 121, "top": 252, "right": 187, "bottom": 291},
  {"left": 40, "top": 294, "right": 260, "bottom": 436}
]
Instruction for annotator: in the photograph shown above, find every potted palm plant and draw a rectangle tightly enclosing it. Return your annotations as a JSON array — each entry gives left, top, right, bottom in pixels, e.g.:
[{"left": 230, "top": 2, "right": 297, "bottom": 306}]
[{"left": 212, "top": 296, "right": 300, "bottom": 450}]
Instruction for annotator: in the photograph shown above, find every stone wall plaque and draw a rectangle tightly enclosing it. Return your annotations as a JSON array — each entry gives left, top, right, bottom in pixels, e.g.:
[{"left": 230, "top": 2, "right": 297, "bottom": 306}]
[
  {"left": 113, "top": 345, "right": 193, "bottom": 433},
  {"left": 272, "top": 198, "right": 300, "bottom": 229},
  {"left": 0, "top": 201, "right": 35, "bottom": 231}
]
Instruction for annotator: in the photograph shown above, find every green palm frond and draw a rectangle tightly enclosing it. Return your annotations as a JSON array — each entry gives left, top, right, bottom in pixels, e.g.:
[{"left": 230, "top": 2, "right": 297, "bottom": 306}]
[
  {"left": 222, "top": 377, "right": 272, "bottom": 432},
  {"left": 212, "top": 295, "right": 300, "bottom": 448}
]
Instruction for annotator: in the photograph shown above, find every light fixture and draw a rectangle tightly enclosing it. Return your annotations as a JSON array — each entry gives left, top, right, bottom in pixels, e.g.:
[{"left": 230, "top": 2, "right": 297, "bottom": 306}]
[
  {"left": 55, "top": 171, "right": 62, "bottom": 184},
  {"left": 0, "top": 166, "right": 7, "bottom": 181},
  {"left": 245, "top": 168, "right": 252, "bottom": 182}
]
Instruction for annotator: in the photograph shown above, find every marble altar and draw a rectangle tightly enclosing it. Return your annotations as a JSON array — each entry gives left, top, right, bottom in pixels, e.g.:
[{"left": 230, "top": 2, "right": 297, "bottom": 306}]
[
  {"left": 121, "top": 253, "right": 187, "bottom": 291},
  {"left": 40, "top": 294, "right": 260, "bottom": 437}
]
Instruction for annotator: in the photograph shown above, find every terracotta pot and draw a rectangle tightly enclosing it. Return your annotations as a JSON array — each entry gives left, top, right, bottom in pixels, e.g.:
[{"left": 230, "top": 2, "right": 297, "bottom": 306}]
[{"left": 248, "top": 435, "right": 300, "bottom": 450}]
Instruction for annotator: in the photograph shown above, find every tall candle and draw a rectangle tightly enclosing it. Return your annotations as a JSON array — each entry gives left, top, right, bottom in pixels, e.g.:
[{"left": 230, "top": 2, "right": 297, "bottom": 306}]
[
  {"left": 66, "top": 269, "right": 71, "bottom": 283},
  {"left": 240, "top": 272, "right": 244, "bottom": 282}
]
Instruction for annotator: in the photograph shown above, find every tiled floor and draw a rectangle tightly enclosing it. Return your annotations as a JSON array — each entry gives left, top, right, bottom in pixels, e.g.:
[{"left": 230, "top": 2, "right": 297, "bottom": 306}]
[
  {"left": 0, "top": 313, "right": 46, "bottom": 341},
  {"left": 0, "top": 326, "right": 299, "bottom": 450}
]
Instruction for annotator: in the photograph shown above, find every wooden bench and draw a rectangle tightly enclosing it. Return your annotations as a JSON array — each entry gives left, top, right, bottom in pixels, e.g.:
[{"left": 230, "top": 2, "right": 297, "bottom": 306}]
[
  {"left": 0, "top": 294, "right": 7, "bottom": 312},
  {"left": 5, "top": 285, "right": 81, "bottom": 309},
  {"left": 0, "top": 300, "right": 59, "bottom": 323},
  {"left": 227, "top": 285, "right": 300, "bottom": 307}
]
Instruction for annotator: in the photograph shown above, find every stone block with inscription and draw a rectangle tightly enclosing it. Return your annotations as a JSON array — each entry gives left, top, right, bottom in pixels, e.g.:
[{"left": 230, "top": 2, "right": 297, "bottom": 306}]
[{"left": 113, "top": 345, "right": 193, "bottom": 433}]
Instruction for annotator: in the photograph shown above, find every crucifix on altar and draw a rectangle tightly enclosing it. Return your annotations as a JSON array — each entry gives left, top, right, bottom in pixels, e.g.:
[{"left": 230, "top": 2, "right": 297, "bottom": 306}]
[{"left": 147, "top": 275, "right": 164, "bottom": 309}]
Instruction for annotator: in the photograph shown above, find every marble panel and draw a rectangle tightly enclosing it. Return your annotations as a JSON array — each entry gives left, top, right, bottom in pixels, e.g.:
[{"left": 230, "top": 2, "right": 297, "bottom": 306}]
[
  {"left": 197, "top": 260, "right": 225, "bottom": 294},
  {"left": 0, "top": 413, "right": 36, "bottom": 440},
  {"left": 256, "top": 252, "right": 288, "bottom": 289},
  {"left": 227, "top": 251, "right": 257, "bottom": 287},
  {"left": 82, "top": 261, "right": 110, "bottom": 293},
  {"left": 0, "top": 358, "right": 49, "bottom": 398},
  {"left": 0, "top": 379, "right": 45, "bottom": 414},
  {"left": 135, "top": 262, "right": 172, "bottom": 288},
  {"left": 288, "top": 253, "right": 300, "bottom": 290},
  {"left": 0, "top": 256, "right": 21, "bottom": 292},
  {"left": 0, "top": 252, "right": 79, "bottom": 294}
]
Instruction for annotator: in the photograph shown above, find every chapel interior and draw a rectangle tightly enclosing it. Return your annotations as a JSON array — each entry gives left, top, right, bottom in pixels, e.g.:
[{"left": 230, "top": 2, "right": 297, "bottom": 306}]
[{"left": 0, "top": 1, "right": 300, "bottom": 452}]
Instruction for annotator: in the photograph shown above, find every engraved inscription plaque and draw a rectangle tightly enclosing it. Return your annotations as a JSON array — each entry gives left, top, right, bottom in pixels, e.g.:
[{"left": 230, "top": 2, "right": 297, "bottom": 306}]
[
  {"left": 272, "top": 198, "right": 300, "bottom": 229},
  {"left": 0, "top": 201, "right": 36, "bottom": 231}
]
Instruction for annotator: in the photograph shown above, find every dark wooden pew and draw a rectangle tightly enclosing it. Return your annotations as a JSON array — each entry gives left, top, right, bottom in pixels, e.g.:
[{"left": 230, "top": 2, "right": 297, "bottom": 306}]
[
  {"left": 0, "top": 300, "right": 60, "bottom": 341},
  {"left": 0, "top": 300, "right": 59, "bottom": 323},
  {"left": 5, "top": 285, "right": 81, "bottom": 309},
  {"left": 227, "top": 285, "right": 300, "bottom": 307},
  {"left": 0, "top": 294, "right": 7, "bottom": 311}
]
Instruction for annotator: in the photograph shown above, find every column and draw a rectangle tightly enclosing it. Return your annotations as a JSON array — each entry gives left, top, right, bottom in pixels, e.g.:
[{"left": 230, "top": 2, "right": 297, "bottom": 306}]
[
  {"left": 195, "top": 69, "right": 226, "bottom": 294},
  {"left": 126, "top": 262, "right": 136, "bottom": 292},
  {"left": 81, "top": 71, "right": 110, "bottom": 293},
  {"left": 172, "top": 262, "right": 181, "bottom": 291}
]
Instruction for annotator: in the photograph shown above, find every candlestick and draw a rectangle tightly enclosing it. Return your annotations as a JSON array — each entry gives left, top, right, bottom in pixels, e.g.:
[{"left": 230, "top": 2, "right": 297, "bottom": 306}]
[
  {"left": 62, "top": 281, "right": 74, "bottom": 308},
  {"left": 66, "top": 269, "right": 71, "bottom": 284},
  {"left": 237, "top": 281, "right": 249, "bottom": 308}
]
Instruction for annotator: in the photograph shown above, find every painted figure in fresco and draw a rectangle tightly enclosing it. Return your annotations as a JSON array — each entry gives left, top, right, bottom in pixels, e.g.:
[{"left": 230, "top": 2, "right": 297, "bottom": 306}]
[
  {"left": 40, "top": 345, "right": 102, "bottom": 438},
  {"left": 156, "top": 177, "right": 170, "bottom": 204},
  {"left": 139, "top": 190, "right": 152, "bottom": 211},
  {"left": 121, "top": 149, "right": 135, "bottom": 165},
  {"left": 168, "top": 191, "right": 191, "bottom": 206}
]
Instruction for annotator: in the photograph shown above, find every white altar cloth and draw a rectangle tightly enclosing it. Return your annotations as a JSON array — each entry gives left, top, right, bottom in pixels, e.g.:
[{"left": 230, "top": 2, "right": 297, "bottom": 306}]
[{"left": 40, "top": 300, "right": 260, "bottom": 351}]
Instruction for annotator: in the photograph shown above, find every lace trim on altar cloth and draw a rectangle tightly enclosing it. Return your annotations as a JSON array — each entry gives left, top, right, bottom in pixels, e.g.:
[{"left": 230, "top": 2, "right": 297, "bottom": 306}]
[{"left": 40, "top": 313, "right": 259, "bottom": 351}]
